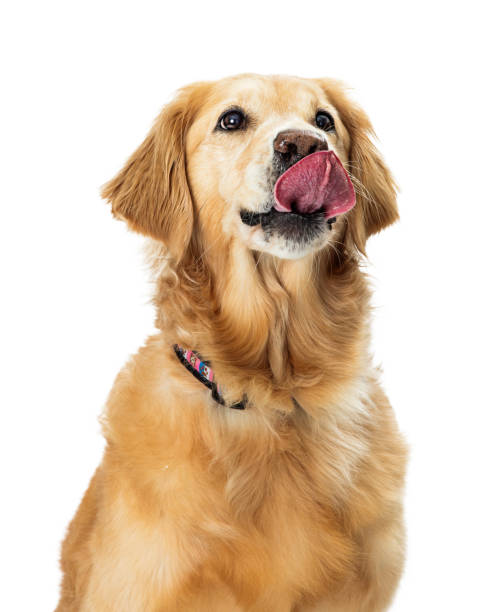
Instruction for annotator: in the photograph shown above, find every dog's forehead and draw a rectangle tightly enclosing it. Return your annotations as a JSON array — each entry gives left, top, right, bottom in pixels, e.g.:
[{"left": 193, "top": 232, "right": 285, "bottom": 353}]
[
  {"left": 219, "top": 75, "right": 320, "bottom": 106},
  {"left": 203, "top": 75, "right": 330, "bottom": 118}
]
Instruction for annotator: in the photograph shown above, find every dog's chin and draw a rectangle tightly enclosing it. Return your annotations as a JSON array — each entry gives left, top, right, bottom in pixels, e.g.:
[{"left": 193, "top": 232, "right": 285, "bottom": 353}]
[{"left": 239, "top": 207, "right": 334, "bottom": 260}]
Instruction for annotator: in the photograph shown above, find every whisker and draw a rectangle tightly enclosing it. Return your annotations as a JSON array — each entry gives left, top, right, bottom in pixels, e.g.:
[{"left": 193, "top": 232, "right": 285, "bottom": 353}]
[{"left": 195, "top": 233, "right": 224, "bottom": 264}]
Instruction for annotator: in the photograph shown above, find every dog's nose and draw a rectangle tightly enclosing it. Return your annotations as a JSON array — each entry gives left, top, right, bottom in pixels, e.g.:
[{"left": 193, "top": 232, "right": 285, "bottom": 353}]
[{"left": 273, "top": 130, "right": 328, "bottom": 164}]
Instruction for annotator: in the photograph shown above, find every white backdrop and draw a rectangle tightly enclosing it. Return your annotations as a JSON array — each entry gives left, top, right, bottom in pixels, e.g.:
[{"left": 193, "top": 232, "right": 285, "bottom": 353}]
[{"left": 1, "top": 1, "right": 489, "bottom": 610}]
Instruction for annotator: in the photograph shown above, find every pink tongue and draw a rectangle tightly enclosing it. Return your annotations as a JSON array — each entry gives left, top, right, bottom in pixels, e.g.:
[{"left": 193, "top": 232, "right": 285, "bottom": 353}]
[{"left": 274, "top": 150, "right": 356, "bottom": 218}]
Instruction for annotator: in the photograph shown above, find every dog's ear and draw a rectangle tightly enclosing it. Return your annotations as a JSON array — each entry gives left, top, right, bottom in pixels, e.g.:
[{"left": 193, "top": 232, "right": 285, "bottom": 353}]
[
  {"left": 317, "top": 79, "right": 399, "bottom": 254},
  {"left": 102, "top": 85, "right": 206, "bottom": 261}
]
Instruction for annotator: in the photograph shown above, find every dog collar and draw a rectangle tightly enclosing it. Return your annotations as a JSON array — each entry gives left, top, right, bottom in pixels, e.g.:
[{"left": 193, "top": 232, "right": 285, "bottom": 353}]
[{"left": 173, "top": 345, "right": 246, "bottom": 410}]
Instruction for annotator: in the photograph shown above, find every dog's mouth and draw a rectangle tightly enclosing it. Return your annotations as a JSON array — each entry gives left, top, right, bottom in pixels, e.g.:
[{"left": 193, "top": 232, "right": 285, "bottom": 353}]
[
  {"left": 240, "top": 151, "right": 356, "bottom": 243},
  {"left": 240, "top": 207, "right": 338, "bottom": 245}
]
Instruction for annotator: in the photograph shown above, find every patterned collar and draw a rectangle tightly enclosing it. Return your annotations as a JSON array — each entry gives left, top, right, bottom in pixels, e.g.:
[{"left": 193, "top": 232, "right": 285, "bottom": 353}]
[{"left": 173, "top": 345, "right": 247, "bottom": 410}]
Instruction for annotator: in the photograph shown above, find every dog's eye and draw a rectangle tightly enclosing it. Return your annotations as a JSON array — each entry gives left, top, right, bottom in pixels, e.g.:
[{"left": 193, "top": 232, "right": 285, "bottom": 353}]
[
  {"left": 219, "top": 109, "right": 245, "bottom": 131},
  {"left": 315, "top": 111, "right": 335, "bottom": 132}
]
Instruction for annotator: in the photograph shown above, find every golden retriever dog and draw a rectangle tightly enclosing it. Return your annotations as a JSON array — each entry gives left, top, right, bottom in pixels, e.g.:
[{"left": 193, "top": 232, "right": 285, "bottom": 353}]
[{"left": 56, "top": 74, "right": 407, "bottom": 611}]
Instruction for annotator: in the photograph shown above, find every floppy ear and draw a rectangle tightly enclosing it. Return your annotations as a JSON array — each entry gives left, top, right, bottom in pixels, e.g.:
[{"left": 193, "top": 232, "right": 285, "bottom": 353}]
[
  {"left": 317, "top": 80, "right": 399, "bottom": 254},
  {"left": 101, "top": 86, "right": 203, "bottom": 261}
]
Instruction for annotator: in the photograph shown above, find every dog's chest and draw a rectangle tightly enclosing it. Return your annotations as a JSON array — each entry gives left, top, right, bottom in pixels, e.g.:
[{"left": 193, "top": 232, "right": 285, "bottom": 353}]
[{"left": 200, "top": 426, "right": 363, "bottom": 597}]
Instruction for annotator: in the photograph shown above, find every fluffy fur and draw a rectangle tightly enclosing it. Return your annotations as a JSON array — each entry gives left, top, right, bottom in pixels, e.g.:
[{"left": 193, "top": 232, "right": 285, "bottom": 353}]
[{"left": 57, "top": 74, "right": 406, "bottom": 611}]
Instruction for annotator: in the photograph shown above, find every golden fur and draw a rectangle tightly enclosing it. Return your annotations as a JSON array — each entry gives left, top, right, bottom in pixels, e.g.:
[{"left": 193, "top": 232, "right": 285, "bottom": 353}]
[{"left": 57, "top": 74, "right": 406, "bottom": 611}]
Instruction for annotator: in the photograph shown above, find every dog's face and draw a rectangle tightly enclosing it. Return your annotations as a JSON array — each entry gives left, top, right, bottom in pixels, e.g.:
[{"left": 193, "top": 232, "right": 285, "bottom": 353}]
[
  {"left": 103, "top": 74, "right": 398, "bottom": 263},
  {"left": 186, "top": 75, "right": 353, "bottom": 259}
]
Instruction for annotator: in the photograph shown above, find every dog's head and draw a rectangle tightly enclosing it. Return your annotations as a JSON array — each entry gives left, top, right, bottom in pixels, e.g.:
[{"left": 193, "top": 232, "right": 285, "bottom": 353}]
[{"left": 103, "top": 74, "right": 397, "bottom": 263}]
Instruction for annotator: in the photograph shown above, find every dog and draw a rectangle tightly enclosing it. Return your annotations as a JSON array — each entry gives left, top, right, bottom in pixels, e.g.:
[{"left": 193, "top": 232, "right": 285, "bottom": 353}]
[{"left": 56, "top": 74, "right": 407, "bottom": 611}]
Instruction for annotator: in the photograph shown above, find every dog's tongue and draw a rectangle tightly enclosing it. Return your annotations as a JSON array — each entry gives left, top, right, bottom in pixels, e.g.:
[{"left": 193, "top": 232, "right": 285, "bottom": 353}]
[{"left": 274, "top": 150, "right": 356, "bottom": 218}]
